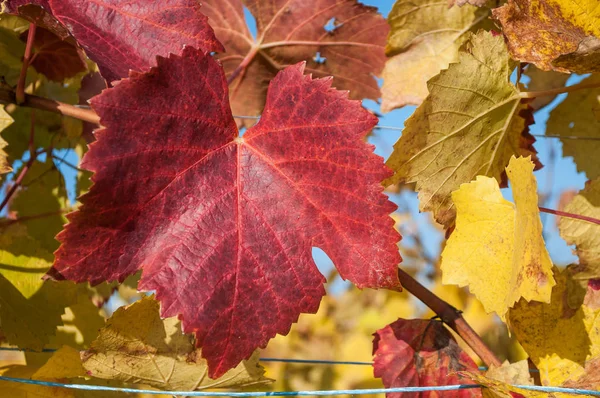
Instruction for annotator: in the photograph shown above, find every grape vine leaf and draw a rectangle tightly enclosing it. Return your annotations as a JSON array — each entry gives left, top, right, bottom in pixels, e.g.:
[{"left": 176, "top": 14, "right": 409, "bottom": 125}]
[
  {"left": 0, "top": 224, "right": 79, "bottom": 350},
  {"left": 81, "top": 296, "right": 270, "bottom": 391},
  {"left": 384, "top": 31, "right": 540, "bottom": 228},
  {"left": 20, "top": 26, "right": 87, "bottom": 82},
  {"left": 33, "top": 346, "right": 87, "bottom": 381},
  {"left": 0, "top": 364, "right": 72, "bottom": 398},
  {"left": 47, "top": 47, "right": 401, "bottom": 378},
  {"left": 460, "top": 360, "right": 538, "bottom": 398},
  {"left": 3, "top": 0, "right": 223, "bottom": 82},
  {"left": 0, "top": 107, "right": 13, "bottom": 175},
  {"left": 492, "top": 0, "right": 600, "bottom": 73},
  {"left": 509, "top": 267, "right": 600, "bottom": 391},
  {"left": 200, "top": 0, "right": 387, "bottom": 124},
  {"left": 559, "top": 178, "right": 600, "bottom": 280},
  {"left": 440, "top": 156, "right": 555, "bottom": 319},
  {"left": 372, "top": 318, "right": 482, "bottom": 398},
  {"left": 547, "top": 74, "right": 600, "bottom": 180},
  {"left": 524, "top": 66, "right": 570, "bottom": 111},
  {"left": 11, "top": 159, "right": 69, "bottom": 254},
  {"left": 381, "top": 0, "right": 491, "bottom": 111},
  {"left": 449, "top": 0, "right": 488, "bottom": 6}
]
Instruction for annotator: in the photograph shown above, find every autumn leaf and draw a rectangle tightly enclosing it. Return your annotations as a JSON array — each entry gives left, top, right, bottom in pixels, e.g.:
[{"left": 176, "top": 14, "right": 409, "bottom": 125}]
[
  {"left": 385, "top": 31, "right": 539, "bottom": 227},
  {"left": 381, "top": 0, "right": 491, "bottom": 111},
  {"left": 509, "top": 267, "right": 600, "bottom": 392},
  {"left": 460, "top": 360, "right": 540, "bottom": 398},
  {"left": 0, "top": 364, "right": 73, "bottom": 398},
  {"left": 440, "top": 156, "right": 555, "bottom": 319},
  {"left": 449, "top": 0, "right": 488, "bottom": 6},
  {"left": 0, "top": 106, "right": 13, "bottom": 175},
  {"left": 79, "top": 296, "right": 270, "bottom": 391},
  {"left": 19, "top": 26, "right": 87, "bottom": 82},
  {"left": 0, "top": 224, "right": 79, "bottom": 350},
  {"left": 547, "top": 74, "right": 600, "bottom": 180},
  {"left": 524, "top": 66, "right": 570, "bottom": 111},
  {"left": 372, "top": 318, "right": 482, "bottom": 398},
  {"left": 492, "top": 0, "right": 600, "bottom": 73},
  {"left": 558, "top": 178, "right": 600, "bottom": 280},
  {"left": 47, "top": 47, "right": 401, "bottom": 378},
  {"left": 3, "top": 0, "right": 223, "bottom": 82},
  {"left": 33, "top": 346, "right": 86, "bottom": 381},
  {"left": 201, "top": 0, "right": 387, "bottom": 124}
]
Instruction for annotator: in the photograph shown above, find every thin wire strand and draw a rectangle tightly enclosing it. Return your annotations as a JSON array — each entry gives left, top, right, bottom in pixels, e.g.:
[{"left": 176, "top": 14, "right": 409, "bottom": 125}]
[{"left": 1, "top": 376, "right": 599, "bottom": 396}]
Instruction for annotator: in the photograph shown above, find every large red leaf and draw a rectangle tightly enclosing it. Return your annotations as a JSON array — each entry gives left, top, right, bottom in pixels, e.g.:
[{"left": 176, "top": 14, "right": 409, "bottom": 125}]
[
  {"left": 49, "top": 47, "right": 401, "bottom": 377},
  {"left": 4, "top": 0, "right": 223, "bottom": 82},
  {"left": 373, "top": 319, "right": 482, "bottom": 398},
  {"left": 201, "top": 0, "right": 388, "bottom": 123}
]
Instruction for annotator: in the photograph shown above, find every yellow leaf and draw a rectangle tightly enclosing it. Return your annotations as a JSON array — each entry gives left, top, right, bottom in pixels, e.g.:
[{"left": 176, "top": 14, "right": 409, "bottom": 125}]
[
  {"left": 440, "top": 156, "right": 555, "bottom": 319},
  {"left": 81, "top": 296, "right": 270, "bottom": 391},
  {"left": 461, "top": 360, "right": 541, "bottom": 398},
  {"left": 381, "top": 0, "right": 491, "bottom": 111},
  {"left": 0, "top": 365, "right": 73, "bottom": 398},
  {"left": 33, "top": 346, "right": 86, "bottom": 381},
  {"left": 0, "top": 107, "right": 12, "bottom": 175},
  {"left": 385, "top": 31, "right": 538, "bottom": 227},
  {"left": 547, "top": 74, "right": 600, "bottom": 180},
  {"left": 492, "top": 0, "right": 600, "bottom": 73},
  {"left": 509, "top": 267, "right": 600, "bottom": 393},
  {"left": 558, "top": 178, "right": 600, "bottom": 279}
]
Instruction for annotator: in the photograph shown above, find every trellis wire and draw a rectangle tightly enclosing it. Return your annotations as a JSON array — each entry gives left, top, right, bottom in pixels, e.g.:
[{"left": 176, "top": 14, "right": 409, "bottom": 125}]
[{"left": 1, "top": 375, "right": 599, "bottom": 396}]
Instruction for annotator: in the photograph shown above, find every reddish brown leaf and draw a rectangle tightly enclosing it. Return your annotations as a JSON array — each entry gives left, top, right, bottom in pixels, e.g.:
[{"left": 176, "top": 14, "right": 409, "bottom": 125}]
[
  {"left": 19, "top": 27, "right": 87, "bottom": 82},
  {"left": 201, "top": 0, "right": 387, "bottom": 124},
  {"left": 3, "top": 1, "right": 70, "bottom": 39},
  {"left": 4, "top": 0, "right": 223, "bottom": 82},
  {"left": 48, "top": 47, "right": 401, "bottom": 378},
  {"left": 373, "top": 319, "right": 482, "bottom": 398}
]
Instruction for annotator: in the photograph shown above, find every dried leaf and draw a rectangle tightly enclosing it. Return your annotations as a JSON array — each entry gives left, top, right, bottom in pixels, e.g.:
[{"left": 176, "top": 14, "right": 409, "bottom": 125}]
[
  {"left": 381, "top": 0, "right": 491, "bottom": 110},
  {"left": 441, "top": 156, "right": 555, "bottom": 319},
  {"left": 385, "top": 31, "right": 539, "bottom": 227},
  {"left": 461, "top": 360, "right": 539, "bottom": 398},
  {"left": 48, "top": 48, "right": 401, "bottom": 378},
  {"left": 81, "top": 296, "right": 270, "bottom": 391},
  {"left": 372, "top": 318, "right": 482, "bottom": 398},
  {"left": 492, "top": 0, "right": 600, "bottom": 73}
]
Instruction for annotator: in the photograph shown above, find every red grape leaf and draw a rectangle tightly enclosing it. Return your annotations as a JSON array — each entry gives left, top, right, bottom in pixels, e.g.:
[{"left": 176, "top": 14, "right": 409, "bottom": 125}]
[
  {"left": 4, "top": 0, "right": 223, "bottom": 82},
  {"left": 19, "top": 27, "right": 87, "bottom": 82},
  {"left": 48, "top": 47, "right": 402, "bottom": 378},
  {"left": 201, "top": 0, "right": 388, "bottom": 124},
  {"left": 373, "top": 318, "right": 482, "bottom": 398}
]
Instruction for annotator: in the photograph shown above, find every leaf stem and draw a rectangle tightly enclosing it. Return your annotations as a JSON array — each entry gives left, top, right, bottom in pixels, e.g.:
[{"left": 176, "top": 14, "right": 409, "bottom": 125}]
[
  {"left": 397, "top": 268, "right": 502, "bottom": 367},
  {"left": 0, "top": 87, "right": 100, "bottom": 124},
  {"left": 539, "top": 206, "right": 600, "bottom": 225},
  {"left": 519, "top": 80, "right": 600, "bottom": 99},
  {"left": 15, "top": 23, "right": 36, "bottom": 105},
  {"left": 227, "top": 46, "right": 259, "bottom": 86}
]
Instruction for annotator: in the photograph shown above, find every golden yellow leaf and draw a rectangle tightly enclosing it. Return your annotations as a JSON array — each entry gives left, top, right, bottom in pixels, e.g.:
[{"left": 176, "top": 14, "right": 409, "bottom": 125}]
[
  {"left": 492, "top": 0, "right": 600, "bottom": 73},
  {"left": 381, "top": 0, "right": 491, "bottom": 111},
  {"left": 81, "top": 296, "right": 270, "bottom": 391},
  {"left": 0, "top": 107, "right": 12, "bottom": 175},
  {"left": 558, "top": 178, "right": 600, "bottom": 279},
  {"left": 33, "top": 346, "right": 86, "bottom": 381},
  {"left": 0, "top": 364, "right": 73, "bottom": 398},
  {"left": 547, "top": 74, "right": 600, "bottom": 180},
  {"left": 509, "top": 267, "right": 600, "bottom": 394},
  {"left": 461, "top": 360, "right": 541, "bottom": 398},
  {"left": 440, "top": 156, "right": 555, "bottom": 319},
  {"left": 385, "top": 31, "right": 539, "bottom": 227}
]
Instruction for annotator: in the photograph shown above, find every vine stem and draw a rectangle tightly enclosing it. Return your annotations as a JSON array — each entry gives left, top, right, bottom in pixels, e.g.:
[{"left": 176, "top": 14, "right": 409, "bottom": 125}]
[
  {"left": 0, "top": 87, "right": 100, "bottom": 125},
  {"left": 519, "top": 80, "right": 600, "bottom": 99},
  {"left": 539, "top": 207, "right": 600, "bottom": 225},
  {"left": 397, "top": 268, "right": 502, "bottom": 367},
  {"left": 0, "top": 112, "right": 38, "bottom": 213},
  {"left": 15, "top": 23, "right": 36, "bottom": 105}
]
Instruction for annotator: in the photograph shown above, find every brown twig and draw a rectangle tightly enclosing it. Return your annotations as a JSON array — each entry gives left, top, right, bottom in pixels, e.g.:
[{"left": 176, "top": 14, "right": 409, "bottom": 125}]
[
  {"left": 15, "top": 23, "right": 36, "bottom": 105},
  {"left": 539, "top": 206, "right": 600, "bottom": 226},
  {"left": 397, "top": 268, "right": 502, "bottom": 367},
  {"left": 0, "top": 87, "right": 100, "bottom": 124}
]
